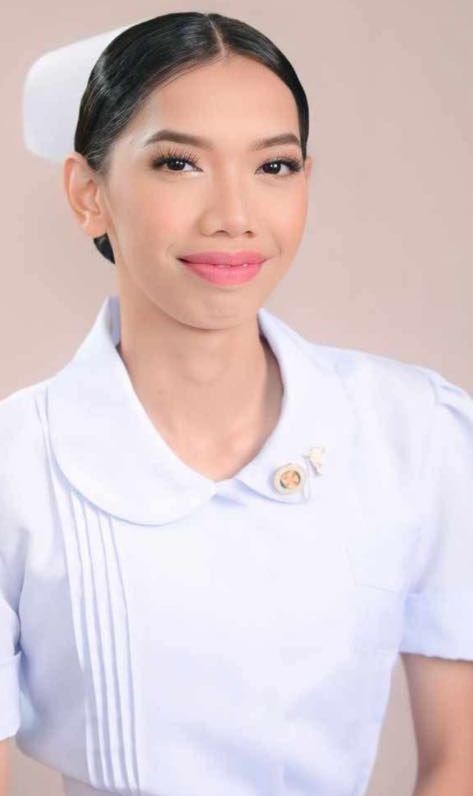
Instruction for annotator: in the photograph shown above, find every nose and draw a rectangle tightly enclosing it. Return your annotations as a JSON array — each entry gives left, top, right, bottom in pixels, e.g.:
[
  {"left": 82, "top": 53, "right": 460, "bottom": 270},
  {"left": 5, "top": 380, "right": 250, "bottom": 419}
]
[{"left": 199, "top": 169, "right": 255, "bottom": 237}]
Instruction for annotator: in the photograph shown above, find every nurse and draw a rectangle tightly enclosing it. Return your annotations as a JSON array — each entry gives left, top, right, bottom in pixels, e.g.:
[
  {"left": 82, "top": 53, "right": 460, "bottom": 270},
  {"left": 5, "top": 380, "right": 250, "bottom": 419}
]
[{"left": 1, "top": 11, "right": 473, "bottom": 796}]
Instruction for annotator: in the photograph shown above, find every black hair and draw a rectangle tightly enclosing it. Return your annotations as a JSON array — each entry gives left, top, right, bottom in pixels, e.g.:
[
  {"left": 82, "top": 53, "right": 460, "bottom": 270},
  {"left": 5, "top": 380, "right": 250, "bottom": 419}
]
[{"left": 73, "top": 11, "right": 310, "bottom": 265}]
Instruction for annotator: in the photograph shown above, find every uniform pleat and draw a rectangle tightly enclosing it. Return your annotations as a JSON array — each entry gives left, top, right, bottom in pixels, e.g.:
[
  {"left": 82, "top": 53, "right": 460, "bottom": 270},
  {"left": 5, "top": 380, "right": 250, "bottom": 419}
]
[
  {"left": 40, "top": 398, "right": 104, "bottom": 786},
  {"left": 40, "top": 393, "right": 141, "bottom": 792},
  {"left": 94, "top": 509, "right": 132, "bottom": 789},
  {"left": 65, "top": 494, "right": 142, "bottom": 793},
  {"left": 69, "top": 492, "right": 115, "bottom": 787},
  {"left": 106, "top": 514, "right": 141, "bottom": 792}
]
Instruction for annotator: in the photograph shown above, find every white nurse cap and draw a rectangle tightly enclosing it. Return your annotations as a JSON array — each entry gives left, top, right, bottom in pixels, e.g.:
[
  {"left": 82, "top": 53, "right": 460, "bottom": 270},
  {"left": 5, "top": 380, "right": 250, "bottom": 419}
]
[{"left": 22, "top": 20, "right": 146, "bottom": 163}]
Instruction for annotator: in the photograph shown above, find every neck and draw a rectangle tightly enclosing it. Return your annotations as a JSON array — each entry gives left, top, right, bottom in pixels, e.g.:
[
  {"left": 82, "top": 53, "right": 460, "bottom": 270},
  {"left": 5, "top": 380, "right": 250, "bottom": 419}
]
[{"left": 115, "top": 301, "right": 283, "bottom": 456}]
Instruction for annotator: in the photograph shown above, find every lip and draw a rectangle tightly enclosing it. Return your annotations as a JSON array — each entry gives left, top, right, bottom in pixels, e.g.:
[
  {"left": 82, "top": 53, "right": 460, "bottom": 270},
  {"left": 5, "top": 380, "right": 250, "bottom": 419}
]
[{"left": 178, "top": 250, "right": 267, "bottom": 266}]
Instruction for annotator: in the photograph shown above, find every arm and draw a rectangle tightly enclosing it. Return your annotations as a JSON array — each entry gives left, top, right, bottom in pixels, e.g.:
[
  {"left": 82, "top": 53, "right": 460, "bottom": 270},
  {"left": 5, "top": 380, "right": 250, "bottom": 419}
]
[
  {"left": 0, "top": 739, "right": 11, "bottom": 796},
  {"left": 401, "top": 652, "right": 473, "bottom": 793},
  {"left": 413, "top": 763, "right": 473, "bottom": 795}
]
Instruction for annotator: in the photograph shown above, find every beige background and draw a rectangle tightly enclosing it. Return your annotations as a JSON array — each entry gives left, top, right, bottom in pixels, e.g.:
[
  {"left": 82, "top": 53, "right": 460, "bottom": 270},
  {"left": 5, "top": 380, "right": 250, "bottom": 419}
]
[{"left": 2, "top": 0, "right": 472, "bottom": 794}]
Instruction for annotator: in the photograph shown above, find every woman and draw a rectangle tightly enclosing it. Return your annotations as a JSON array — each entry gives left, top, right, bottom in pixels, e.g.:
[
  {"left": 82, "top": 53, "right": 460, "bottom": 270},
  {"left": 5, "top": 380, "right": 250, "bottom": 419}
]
[{"left": 1, "top": 11, "right": 473, "bottom": 796}]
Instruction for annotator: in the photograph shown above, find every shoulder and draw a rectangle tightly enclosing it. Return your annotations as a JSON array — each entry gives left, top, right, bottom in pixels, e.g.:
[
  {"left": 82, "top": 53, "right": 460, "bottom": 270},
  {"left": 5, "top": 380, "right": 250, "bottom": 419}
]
[
  {"left": 302, "top": 337, "right": 471, "bottom": 474},
  {"left": 305, "top": 338, "right": 468, "bottom": 418},
  {"left": 0, "top": 378, "right": 49, "bottom": 448},
  {"left": 0, "top": 381, "right": 52, "bottom": 596},
  {"left": 0, "top": 379, "right": 51, "bottom": 508},
  {"left": 275, "top": 310, "right": 470, "bottom": 443}
]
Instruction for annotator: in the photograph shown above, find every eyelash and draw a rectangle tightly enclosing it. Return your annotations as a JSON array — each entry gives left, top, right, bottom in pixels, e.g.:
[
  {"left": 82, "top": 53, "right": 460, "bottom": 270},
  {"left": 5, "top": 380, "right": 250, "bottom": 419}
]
[{"left": 150, "top": 147, "right": 303, "bottom": 176}]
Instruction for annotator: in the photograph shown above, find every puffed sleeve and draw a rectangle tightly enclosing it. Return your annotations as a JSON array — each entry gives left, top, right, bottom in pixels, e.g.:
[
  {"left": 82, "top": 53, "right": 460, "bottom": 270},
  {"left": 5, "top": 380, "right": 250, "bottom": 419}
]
[
  {"left": 0, "top": 534, "right": 23, "bottom": 739},
  {"left": 0, "top": 556, "right": 22, "bottom": 741},
  {"left": 399, "top": 368, "right": 473, "bottom": 659},
  {"left": 0, "top": 399, "right": 26, "bottom": 740}
]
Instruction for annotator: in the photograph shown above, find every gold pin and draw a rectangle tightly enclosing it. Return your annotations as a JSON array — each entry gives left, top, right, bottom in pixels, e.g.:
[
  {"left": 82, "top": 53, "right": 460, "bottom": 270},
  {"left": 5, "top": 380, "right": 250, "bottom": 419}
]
[{"left": 272, "top": 463, "right": 307, "bottom": 494}]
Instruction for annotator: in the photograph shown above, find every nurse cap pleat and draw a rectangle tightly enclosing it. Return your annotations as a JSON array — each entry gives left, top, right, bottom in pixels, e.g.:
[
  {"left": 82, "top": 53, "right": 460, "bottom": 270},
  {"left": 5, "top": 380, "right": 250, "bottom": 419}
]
[{"left": 21, "top": 19, "right": 147, "bottom": 163}]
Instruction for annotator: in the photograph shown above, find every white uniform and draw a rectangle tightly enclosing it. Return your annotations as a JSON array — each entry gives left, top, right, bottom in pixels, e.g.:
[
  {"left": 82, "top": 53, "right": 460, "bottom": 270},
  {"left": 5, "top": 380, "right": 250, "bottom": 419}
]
[{"left": 1, "top": 294, "right": 472, "bottom": 796}]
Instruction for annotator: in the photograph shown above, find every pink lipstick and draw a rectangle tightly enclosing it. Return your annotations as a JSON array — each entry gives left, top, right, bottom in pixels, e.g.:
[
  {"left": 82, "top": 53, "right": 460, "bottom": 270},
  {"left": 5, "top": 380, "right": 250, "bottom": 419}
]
[{"left": 178, "top": 250, "right": 267, "bottom": 285}]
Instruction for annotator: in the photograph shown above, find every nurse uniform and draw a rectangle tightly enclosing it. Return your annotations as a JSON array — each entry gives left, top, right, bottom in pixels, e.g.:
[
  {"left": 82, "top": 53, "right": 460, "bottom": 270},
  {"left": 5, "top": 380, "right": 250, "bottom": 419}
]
[{"left": 1, "top": 293, "right": 473, "bottom": 796}]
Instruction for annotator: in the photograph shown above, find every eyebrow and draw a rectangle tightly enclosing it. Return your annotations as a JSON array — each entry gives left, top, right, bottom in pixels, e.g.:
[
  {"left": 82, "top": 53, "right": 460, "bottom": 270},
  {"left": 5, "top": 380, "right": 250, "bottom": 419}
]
[{"left": 142, "top": 128, "right": 301, "bottom": 151}]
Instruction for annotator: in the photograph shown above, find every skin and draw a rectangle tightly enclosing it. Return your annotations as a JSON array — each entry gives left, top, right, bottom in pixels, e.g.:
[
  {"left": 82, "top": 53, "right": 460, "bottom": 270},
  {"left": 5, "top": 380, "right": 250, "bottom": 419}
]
[
  {"left": 401, "top": 653, "right": 473, "bottom": 789},
  {"left": 63, "top": 54, "right": 313, "bottom": 478},
  {"left": 0, "top": 740, "right": 9, "bottom": 796}
]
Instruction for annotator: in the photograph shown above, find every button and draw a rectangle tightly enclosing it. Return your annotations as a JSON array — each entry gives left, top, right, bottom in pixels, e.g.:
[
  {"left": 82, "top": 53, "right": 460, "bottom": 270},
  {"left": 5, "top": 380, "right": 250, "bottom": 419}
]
[{"left": 272, "top": 463, "right": 307, "bottom": 494}]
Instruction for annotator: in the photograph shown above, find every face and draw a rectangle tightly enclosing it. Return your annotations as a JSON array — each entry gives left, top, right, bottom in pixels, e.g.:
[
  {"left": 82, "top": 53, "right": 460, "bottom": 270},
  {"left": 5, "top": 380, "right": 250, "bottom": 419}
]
[{"left": 64, "top": 54, "right": 313, "bottom": 330}]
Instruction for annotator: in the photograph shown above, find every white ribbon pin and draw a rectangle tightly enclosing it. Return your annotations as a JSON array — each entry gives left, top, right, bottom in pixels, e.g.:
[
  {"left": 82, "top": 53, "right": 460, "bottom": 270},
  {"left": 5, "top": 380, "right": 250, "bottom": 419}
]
[{"left": 306, "top": 445, "right": 326, "bottom": 475}]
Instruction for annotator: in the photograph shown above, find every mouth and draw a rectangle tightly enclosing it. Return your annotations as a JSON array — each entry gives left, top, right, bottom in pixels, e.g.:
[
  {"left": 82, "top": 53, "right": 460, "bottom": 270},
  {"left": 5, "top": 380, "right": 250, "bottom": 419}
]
[
  {"left": 179, "top": 260, "right": 254, "bottom": 270},
  {"left": 177, "top": 255, "right": 265, "bottom": 286},
  {"left": 178, "top": 250, "right": 267, "bottom": 267}
]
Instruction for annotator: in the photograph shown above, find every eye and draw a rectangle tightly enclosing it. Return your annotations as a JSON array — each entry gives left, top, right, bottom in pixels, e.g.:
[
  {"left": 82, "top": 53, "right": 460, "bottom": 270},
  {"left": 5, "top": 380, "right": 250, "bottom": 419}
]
[
  {"left": 258, "top": 155, "right": 303, "bottom": 176},
  {"left": 150, "top": 148, "right": 303, "bottom": 176},
  {"left": 151, "top": 147, "right": 199, "bottom": 172}
]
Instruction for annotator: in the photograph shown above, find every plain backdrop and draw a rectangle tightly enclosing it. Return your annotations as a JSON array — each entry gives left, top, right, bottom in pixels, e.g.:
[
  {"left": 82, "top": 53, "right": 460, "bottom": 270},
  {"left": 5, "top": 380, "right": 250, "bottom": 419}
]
[{"left": 2, "top": 0, "right": 472, "bottom": 794}]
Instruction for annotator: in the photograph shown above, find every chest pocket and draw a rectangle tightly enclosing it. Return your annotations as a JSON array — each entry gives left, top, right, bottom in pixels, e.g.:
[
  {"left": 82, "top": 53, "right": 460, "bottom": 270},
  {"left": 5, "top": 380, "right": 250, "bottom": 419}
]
[{"left": 339, "top": 488, "right": 417, "bottom": 652}]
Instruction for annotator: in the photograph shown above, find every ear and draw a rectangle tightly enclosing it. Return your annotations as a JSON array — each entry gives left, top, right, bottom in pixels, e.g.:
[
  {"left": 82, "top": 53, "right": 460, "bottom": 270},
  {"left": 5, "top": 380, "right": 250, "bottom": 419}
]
[{"left": 62, "top": 152, "right": 108, "bottom": 239}]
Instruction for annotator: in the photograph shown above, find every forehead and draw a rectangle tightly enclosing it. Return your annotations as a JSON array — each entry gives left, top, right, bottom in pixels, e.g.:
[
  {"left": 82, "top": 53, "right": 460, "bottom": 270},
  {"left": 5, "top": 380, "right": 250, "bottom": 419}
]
[{"left": 121, "top": 55, "right": 300, "bottom": 149}]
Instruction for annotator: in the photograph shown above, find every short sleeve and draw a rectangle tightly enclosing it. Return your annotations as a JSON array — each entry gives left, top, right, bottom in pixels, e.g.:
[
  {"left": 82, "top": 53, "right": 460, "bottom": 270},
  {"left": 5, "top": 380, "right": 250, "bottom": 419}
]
[
  {"left": 0, "top": 461, "right": 25, "bottom": 739},
  {"left": 399, "top": 369, "right": 473, "bottom": 660},
  {"left": 0, "top": 386, "right": 47, "bottom": 740},
  {"left": 0, "top": 522, "right": 23, "bottom": 739}
]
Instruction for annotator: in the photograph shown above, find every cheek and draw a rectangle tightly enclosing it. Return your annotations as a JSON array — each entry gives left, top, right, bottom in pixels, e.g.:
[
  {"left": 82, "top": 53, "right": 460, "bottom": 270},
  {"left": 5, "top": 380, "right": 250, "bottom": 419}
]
[
  {"left": 271, "top": 190, "right": 309, "bottom": 252},
  {"left": 262, "top": 179, "right": 308, "bottom": 222},
  {"left": 112, "top": 177, "right": 308, "bottom": 255},
  {"left": 115, "top": 187, "right": 184, "bottom": 253}
]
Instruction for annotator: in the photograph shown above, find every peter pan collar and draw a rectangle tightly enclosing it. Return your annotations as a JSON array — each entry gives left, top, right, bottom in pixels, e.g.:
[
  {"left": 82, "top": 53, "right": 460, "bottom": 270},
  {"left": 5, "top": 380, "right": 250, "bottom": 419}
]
[{"left": 46, "top": 295, "right": 355, "bottom": 525}]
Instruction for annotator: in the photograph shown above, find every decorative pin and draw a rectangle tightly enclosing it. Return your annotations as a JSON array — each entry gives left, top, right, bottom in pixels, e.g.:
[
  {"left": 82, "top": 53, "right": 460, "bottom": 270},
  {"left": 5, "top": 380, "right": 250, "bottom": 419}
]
[
  {"left": 306, "top": 445, "right": 326, "bottom": 475},
  {"left": 272, "top": 463, "right": 307, "bottom": 494}
]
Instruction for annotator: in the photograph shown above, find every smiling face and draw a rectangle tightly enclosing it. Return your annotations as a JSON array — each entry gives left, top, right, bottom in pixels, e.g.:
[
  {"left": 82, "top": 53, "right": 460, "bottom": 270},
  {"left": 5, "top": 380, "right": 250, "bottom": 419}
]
[{"left": 65, "top": 54, "right": 313, "bottom": 329}]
